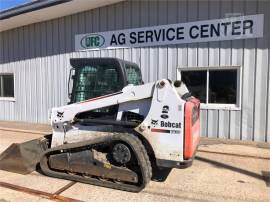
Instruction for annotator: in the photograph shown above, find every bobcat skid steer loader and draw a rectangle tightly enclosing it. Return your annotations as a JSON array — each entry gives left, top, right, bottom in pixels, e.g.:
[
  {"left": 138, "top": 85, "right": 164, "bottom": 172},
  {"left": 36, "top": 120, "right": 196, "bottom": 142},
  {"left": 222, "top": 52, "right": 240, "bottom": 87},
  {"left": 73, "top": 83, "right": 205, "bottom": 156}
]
[{"left": 0, "top": 58, "right": 200, "bottom": 192}]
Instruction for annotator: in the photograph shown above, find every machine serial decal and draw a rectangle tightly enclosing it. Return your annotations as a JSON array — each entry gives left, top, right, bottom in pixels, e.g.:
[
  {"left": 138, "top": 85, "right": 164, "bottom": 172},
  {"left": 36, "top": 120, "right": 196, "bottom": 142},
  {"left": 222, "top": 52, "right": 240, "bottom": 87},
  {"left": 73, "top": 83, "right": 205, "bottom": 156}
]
[{"left": 151, "top": 128, "right": 180, "bottom": 134}]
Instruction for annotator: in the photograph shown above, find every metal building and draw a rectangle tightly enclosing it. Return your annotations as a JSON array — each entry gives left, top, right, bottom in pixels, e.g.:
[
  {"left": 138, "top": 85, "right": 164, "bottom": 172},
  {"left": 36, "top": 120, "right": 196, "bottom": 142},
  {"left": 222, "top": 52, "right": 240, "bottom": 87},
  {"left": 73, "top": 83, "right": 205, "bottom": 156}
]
[{"left": 0, "top": 0, "right": 269, "bottom": 142}]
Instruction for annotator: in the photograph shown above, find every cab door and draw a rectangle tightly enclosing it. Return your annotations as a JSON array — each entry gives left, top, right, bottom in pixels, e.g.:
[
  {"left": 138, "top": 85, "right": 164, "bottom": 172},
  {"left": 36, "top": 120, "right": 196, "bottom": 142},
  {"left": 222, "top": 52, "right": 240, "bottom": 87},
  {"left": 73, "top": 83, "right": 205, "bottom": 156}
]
[{"left": 70, "top": 58, "right": 126, "bottom": 120}]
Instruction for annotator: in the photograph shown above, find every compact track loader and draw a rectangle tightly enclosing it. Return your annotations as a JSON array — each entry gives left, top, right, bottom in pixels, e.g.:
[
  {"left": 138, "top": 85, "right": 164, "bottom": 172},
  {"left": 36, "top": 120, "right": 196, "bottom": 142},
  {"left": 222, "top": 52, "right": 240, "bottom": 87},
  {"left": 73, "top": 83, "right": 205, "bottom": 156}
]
[{"left": 0, "top": 58, "right": 200, "bottom": 192}]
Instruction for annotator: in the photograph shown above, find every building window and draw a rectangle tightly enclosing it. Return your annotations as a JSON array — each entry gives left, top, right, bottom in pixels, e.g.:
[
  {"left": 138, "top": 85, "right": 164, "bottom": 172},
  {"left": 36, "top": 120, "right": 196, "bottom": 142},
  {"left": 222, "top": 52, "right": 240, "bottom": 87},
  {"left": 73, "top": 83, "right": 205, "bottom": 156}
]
[
  {"left": 0, "top": 74, "right": 14, "bottom": 98},
  {"left": 178, "top": 66, "right": 241, "bottom": 110}
]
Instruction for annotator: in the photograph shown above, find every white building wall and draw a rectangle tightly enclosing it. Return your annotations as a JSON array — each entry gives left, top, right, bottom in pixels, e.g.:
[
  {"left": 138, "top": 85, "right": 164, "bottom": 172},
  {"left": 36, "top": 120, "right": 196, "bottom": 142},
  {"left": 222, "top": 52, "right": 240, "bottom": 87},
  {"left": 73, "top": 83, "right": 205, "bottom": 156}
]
[{"left": 0, "top": 0, "right": 269, "bottom": 142}]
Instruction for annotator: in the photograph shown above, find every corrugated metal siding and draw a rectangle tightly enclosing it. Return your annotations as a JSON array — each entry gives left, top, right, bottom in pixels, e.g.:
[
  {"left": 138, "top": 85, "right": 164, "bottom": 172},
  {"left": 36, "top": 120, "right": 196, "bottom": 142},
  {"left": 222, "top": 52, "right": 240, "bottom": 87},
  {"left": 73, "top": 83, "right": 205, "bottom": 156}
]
[{"left": 0, "top": 0, "right": 269, "bottom": 142}]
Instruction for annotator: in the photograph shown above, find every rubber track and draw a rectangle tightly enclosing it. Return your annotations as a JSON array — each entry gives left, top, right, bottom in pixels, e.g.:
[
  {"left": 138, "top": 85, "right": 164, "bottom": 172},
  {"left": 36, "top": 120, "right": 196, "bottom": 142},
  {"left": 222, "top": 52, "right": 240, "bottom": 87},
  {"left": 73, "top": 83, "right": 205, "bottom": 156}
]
[{"left": 40, "top": 133, "right": 152, "bottom": 192}]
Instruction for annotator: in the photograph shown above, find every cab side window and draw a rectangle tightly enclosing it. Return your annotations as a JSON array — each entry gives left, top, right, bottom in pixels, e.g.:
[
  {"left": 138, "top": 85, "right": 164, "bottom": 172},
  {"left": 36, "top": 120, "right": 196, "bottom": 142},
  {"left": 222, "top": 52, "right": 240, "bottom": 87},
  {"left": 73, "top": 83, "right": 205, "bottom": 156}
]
[
  {"left": 125, "top": 64, "right": 142, "bottom": 85},
  {"left": 73, "top": 65, "right": 121, "bottom": 103}
]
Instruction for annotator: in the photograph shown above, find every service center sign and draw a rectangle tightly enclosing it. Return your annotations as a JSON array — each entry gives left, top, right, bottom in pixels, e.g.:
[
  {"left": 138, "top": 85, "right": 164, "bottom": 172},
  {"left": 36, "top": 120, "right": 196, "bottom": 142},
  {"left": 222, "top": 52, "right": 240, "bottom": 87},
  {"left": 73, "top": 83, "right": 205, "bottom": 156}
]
[{"left": 75, "top": 14, "right": 263, "bottom": 51}]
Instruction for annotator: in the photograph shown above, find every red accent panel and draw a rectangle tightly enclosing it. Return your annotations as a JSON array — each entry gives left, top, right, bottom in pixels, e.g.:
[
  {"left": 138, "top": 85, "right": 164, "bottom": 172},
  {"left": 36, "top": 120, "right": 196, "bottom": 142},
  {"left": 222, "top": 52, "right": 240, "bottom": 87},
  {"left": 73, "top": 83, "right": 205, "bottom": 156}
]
[{"left": 184, "top": 98, "right": 200, "bottom": 160}]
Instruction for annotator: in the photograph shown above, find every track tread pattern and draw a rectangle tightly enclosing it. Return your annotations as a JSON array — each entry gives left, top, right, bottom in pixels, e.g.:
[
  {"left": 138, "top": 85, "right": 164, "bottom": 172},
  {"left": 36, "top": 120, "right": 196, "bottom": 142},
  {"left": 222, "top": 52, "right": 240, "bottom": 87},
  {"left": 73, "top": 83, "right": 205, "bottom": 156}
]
[
  {"left": 40, "top": 132, "right": 152, "bottom": 192},
  {"left": 113, "top": 133, "right": 152, "bottom": 186}
]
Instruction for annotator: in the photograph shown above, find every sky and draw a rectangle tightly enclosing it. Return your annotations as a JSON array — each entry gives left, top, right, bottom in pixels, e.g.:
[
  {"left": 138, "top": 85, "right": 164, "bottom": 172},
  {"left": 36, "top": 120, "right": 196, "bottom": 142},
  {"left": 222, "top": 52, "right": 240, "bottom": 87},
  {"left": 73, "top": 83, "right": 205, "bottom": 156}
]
[{"left": 0, "top": 0, "right": 31, "bottom": 11}]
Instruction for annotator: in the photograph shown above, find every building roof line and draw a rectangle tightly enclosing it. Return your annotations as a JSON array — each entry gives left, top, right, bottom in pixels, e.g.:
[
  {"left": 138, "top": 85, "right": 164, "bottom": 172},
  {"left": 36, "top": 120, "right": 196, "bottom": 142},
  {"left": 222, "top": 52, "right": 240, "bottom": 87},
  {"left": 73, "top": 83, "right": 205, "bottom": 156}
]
[
  {"left": 0, "top": 0, "right": 124, "bottom": 32},
  {"left": 0, "top": 0, "right": 71, "bottom": 20}
]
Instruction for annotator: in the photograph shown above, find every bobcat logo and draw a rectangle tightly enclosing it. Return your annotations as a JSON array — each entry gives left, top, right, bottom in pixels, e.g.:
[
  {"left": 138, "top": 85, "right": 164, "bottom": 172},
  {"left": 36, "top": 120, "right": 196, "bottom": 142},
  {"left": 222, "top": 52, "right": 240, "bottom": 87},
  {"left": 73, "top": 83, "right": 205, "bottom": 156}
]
[
  {"left": 151, "top": 119, "right": 158, "bottom": 126},
  {"left": 57, "top": 111, "right": 64, "bottom": 120}
]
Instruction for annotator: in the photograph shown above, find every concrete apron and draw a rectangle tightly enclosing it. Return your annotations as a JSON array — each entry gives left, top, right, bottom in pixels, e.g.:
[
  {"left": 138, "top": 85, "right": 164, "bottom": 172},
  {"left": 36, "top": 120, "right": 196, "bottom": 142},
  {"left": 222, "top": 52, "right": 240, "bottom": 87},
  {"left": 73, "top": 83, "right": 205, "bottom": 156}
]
[{"left": 0, "top": 126, "right": 269, "bottom": 202}]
